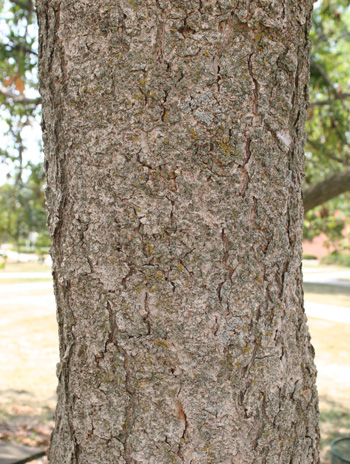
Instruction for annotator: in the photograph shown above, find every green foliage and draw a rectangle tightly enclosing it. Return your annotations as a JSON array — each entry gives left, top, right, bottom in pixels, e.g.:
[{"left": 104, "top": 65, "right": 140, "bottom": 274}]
[
  {"left": 301, "top": 0, "right": 350, "bottom": 247},
  {"left": 320, "top": 251, "right": 350, "bottom": 266},
  {"left": 0, "top": 0, "right": 47, "bottom": 246},
  {"left": 0, "top": 249, "right": 7, "bottom": 269},
  {"left": 0, "top": 0, "right": 37, "bottom": 92},
  {"left": 0, "top": 163, "right": 47, "bottom": 245},
  {"left": 306, "top": 1, "right": 350, "bottom": 208},
  {"left": 303, "top": 206, "right": 346, "bottom": 248},
  {"left": 302, "top": 254, "right": 318, "bottom": 260},
  {"left": 1, "top": 0, "right": 350, "bottom": 248}
]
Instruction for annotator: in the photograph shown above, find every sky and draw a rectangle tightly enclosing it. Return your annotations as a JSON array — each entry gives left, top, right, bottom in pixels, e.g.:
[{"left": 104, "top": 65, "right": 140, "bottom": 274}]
[{"left": 0, "top": 113, "right": 42, "bottom": 185}]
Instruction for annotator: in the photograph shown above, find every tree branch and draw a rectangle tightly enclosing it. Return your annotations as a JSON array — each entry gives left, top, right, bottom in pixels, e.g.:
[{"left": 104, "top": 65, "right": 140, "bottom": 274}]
[
  {"left": 0, "top": 86, "right": 41, "bottom": 105},
  {"left": 8, "top": 0, "right": 32, "bottom": 11},
  {"left": 310, "top": 59, "right": 338, "bottom": 97},
  {"left": 306, "top": 138, "right": 349, "bottom": 165},
  {"left": 304, "top": 170, "right": 350, "bottom": 213},
  {"left": 5, "top": 42, "right": 38, "bottom": 56},
  {"left": 311, "top": 93, "right": 350, "bottom": 107}
]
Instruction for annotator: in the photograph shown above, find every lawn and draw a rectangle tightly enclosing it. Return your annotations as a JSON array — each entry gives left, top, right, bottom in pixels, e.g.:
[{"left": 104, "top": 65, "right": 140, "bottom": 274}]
[
  {"left": 0, "top": 262, "right": 51, "bottom": 273},
  {"left": 304, "top": 282, "right": 350, "bottom": 308},
  {"left": 0, "top": 278, "right": 52, "bottom": 285},
  {"left": 308, "top": 317, "right": 350, "bottom": 463},
  {"left": 302, "top": 262, "right": 349, "bottom": 272},
  {"left": 0, "top": 283, "right": 57, "bottom": 397},
  {"left": 0, "top": 281, "right": 57, "bottom": 456},
  {"left": 0, "top": 274, "right": 349, "bottom": 463}
]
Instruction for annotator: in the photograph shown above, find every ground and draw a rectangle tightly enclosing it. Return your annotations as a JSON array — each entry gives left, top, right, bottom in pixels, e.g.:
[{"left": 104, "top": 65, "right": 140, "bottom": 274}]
[{"left": 0, "top": 261, "right": 349, "bottom": 463}]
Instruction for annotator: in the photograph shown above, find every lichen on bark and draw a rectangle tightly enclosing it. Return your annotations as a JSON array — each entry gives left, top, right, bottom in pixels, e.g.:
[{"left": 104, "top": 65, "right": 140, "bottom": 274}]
[{"left": 37, "top": 0, "right": 319, "bottom": 463}]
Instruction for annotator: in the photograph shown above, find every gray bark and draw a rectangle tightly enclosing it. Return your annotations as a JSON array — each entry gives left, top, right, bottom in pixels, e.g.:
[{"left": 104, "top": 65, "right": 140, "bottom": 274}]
[{"left": 37, "top": 1, "right": 319, "bottom": 463}]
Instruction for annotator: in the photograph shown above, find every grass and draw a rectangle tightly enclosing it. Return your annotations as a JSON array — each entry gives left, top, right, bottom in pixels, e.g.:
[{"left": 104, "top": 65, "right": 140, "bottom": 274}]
[
  {"left": 0, "top": 262, "right": 51, "bottom": 273},
  {"left": 0, "top": 278, "right": 52, "bottom": 285},
  {"left": 0, "top": 289, "right": 58, "bottom": 397},
  {"left": 321, "top": 252, "right": 350, "bottom": 267},
  {"left": 307, "top": 317, "right": 350, "bottom": 463},
  {"left": 0, "top": 280, "right": 58, "bottom": 453},
  {"left": 0, "top": 271, "right": 349, "bottom": 463},
  {"left": 304, "top": 282, "right": 350, "bottom": 307},
  {"left": 303, "top": 262, "right": 349, "bottom": 272},
  {"left": 318, "top": 397, "right": 350, "bottom": 461}
]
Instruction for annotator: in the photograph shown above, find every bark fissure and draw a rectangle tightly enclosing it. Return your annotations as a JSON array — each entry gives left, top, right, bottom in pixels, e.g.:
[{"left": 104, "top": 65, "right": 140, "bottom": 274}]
[
  {"left": 143, "top": 291, "right": 151, "bottom": 335},
  {"left": 161, "top": 89, "right": 168, "bottom": 122},
  {"left": 106, "top": 302, "right": 137, "bottom": 464},
  {"left": 119, "top": 347, "right": 136, "bottom": 464},
  {"left": 121, "top": 267, "right": 134, "bottom": 289},
  {"left": 248, "top": 53, "right": 260, "bottom": 126},
  {"left": 218, "top": 228, "right": 235, "bottom": 309},
  {"left": 240, "top": 51, "right": 260, "bottom": 197},
  {"left": 176, "top": 399, "right": 189, "bottom": 463},
  {"left": 154, "top": 12, "right": 165, "bottom": 63}
]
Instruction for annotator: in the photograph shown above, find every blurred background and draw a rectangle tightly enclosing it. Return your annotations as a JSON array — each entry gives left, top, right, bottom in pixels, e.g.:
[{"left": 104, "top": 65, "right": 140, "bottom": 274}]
[{"left": 0, "top": 0, "right": 350, "bottom": 463}]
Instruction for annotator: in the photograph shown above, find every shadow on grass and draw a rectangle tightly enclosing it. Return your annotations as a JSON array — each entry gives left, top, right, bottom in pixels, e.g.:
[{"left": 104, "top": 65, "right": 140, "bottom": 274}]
[
  {"left": 0, "top": 389, "right": 55, "bottom": 449},
  {"left": 319, "top": 395, "right": 350, "bottom": 463},
  {"left": 0, "top": 390, "right": 348, "bottom": 461},
  {"left": 304, "top": 282, "right": 350, "bottom": 308},
  {"left": 0, "top": 389, "right": 34, "bottom": 396},
  {"left": 304, "top": 282, "right": 350, "bottom": 298}
]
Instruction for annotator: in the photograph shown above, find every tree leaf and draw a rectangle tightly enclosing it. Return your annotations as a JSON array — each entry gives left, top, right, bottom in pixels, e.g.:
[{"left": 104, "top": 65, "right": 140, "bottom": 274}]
[
  {"left": 15, "top": 77, "right": 25, "bottom": 93},
  {"left": 3, "top": 75, "right": 16, "bottom": 87}
]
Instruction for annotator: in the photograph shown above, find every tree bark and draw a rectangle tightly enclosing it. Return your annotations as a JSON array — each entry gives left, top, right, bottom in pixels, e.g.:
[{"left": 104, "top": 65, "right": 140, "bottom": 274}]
[
  {"left": 304, "top": 169, "right": 350, "bottom": 213},
  {"left": 37, "top": 1, "right": 319, "bottom": 463}
]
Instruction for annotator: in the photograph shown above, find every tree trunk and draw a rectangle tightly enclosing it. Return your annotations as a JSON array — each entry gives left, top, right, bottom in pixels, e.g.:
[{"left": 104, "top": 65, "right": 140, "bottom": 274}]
[{"left": 37, "top": 1, "right": 319, "bottom": 463}]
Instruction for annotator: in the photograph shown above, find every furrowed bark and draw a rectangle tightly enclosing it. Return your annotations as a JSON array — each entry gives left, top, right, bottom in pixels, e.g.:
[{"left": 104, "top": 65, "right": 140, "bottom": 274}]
[{"left": 37, "top": 1, "right": 319, "bottom": 463}]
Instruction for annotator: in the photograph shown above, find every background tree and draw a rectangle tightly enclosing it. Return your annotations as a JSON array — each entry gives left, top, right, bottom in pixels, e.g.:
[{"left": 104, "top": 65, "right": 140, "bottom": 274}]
[
  {"left": 0, "top": 0, "right": 46, "bottom": 249},
  {"left": 37, "top": 0, "right": 319, "bottom": 463},
  {"left": 0, "top": 162, "right": 48, "bottom": 246},
  {"left": 304, "top": 0, "right": 350, "bottom": 246},
  {"left": 2, "top": 0, "right": 350, "bottom": 249}
]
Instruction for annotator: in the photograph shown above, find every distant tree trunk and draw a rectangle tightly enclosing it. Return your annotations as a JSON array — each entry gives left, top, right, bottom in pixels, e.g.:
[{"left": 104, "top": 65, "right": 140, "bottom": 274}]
[{"left": 37, "top": 1, "right": 319, "bottom": 463}]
